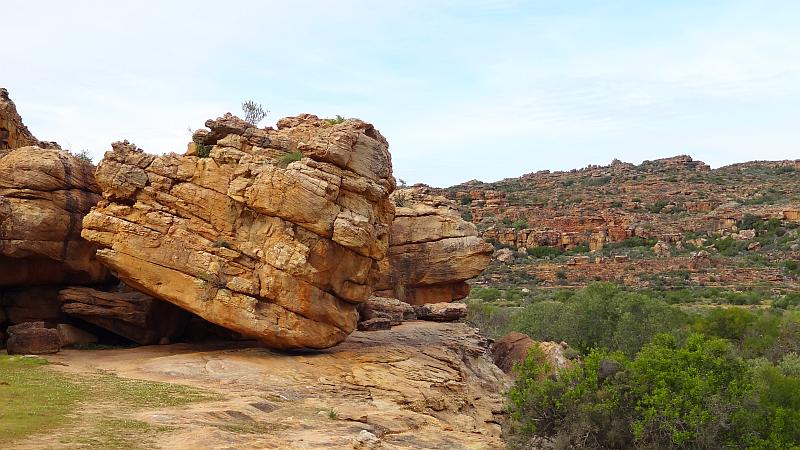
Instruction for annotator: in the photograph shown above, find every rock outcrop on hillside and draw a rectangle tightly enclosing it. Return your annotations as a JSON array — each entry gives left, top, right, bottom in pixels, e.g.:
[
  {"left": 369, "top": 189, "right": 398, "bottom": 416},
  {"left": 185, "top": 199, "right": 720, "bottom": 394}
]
[
  {"left": 81, "top": 114, "right": 395, "bottom": 349},
  {"left": 375, "top": 188, "right": 492, "bottom": 305},
  {"left": 0, "top": 88, "right": 40, "bottom": 150},
  {"left": 0, "top": 88, "right": 60, "bottom": 150},
  {"left": 0, "top": 146, "right": 110, "bottom": 286}
]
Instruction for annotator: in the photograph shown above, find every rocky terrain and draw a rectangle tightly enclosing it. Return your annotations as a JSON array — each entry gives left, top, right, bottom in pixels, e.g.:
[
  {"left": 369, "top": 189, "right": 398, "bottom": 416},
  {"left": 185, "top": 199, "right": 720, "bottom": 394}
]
[
  {"left": 11, "top": 322, "right": 507, "bottom": 450},
  {"left": 432, "top": 155, "right": 800, "bottom": 292},
  {"left": 0, "top": 88, "right": 501, "bottom": 448}
]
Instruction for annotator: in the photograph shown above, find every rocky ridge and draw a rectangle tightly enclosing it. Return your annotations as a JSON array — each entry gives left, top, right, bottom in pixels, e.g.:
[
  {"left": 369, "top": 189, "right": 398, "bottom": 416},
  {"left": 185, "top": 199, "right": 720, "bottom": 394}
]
[{"left": 435, "top": 155, "right": 800, "bottom": 290}]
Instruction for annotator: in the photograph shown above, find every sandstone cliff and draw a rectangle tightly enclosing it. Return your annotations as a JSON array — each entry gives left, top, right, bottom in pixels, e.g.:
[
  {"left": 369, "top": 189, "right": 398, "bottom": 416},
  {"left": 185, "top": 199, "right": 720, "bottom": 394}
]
[
  {"left": 375, "top": 187, "right": 492, "bottom": 304},
  {"left": 81, "top": 114, "right": 395, "bottom": 349},
  {"left": 0, "top": 146, "right": 109, "bottom": 286}
]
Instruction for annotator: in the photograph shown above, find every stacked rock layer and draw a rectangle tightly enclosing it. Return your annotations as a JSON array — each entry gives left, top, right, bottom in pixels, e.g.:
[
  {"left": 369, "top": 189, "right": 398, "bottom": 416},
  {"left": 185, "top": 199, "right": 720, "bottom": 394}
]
[
  {"left": 81, "top": 114, "right": 395, "bottom": 349},
  {"left": 376, "top": 188, "right": 492, "bottom": 305}
]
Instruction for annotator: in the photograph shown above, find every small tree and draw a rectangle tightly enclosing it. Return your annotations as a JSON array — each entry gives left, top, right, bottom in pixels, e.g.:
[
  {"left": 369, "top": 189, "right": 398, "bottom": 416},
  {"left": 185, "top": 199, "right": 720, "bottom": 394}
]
[{"left": 241, "top": 100, "right": 268, "bottom": 125}]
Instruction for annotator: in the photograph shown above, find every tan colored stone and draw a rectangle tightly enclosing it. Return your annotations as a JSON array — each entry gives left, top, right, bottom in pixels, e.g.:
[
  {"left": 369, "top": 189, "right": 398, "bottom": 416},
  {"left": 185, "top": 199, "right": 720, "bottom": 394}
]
[
  {"left": 0, "top": 147, "right": 109, "bottom": 286},
  {"left": 0, "top": 88, "right": 42, "bottom": 150},
  {"left": 82, "top": 114, "right": 395, "bottom": 349},
  {"left": 491, "top": 331, "right": 575, "bottom": 376},
  {"left": 376, "top": 188, "right": 492, "bottom": 305},
  {"left": 40, "top": 321, "right": 508, "bottom": 449},
  {"left": 413, "top": 302, "right": 467, "bottom": 322}
]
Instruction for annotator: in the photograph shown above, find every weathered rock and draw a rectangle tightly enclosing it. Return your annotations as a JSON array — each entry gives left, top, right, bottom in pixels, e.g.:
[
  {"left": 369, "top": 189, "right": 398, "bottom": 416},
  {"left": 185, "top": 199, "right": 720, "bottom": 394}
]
[
  {"left": 0, "top": 88, "right": 42, "bottom": 150},
  {"left": 357, "top": 295, "right": 416, "bottom": 326},
  {"left": 413, "top": 302, "right": 468, "bottom": 322},
  {"left": 40, "top": 321, "right": 508, "bottom": 449},
  {"left": 0, "top": 146, "right": 109, "bottom": 286},
  {"left": 494, "top": 248, "right": 514, "bottom": 263},
  {"left": 6, "top": 321, "right": 60, "bottom": 354},
  {"left": 652, "top": 240, "right": 671, "bottom": 256},
  {"left": 56, "top": 323, "right": 98, "bottom": 347},
  {"left": 689, "top": 250, "right": 713, "bottom": 270},
  {"left": 491, "top": 331, "right": 575, "bottom": 375},
  {"left": 81, "top": 114, "right": 395, "bottom": 349},
  {"left": 1, "top": 286, "right": 67, "bottom": 324},
  {"left": 375, "top": 187, "right": 492, "bottom": 305},
  {"left": 357, "top": 317, "right": 392, "bottom": 331},
  {"left": 58, "top": 285, "right": 190, "bottom": 345}
]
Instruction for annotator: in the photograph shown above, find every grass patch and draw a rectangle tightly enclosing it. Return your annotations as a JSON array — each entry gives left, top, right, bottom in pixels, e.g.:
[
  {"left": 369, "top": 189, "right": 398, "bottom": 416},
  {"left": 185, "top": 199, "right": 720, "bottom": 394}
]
[
  {"left": 61, "top": 418, "right": 174, "bottom": 449},
  {"left": 0, "top": 355, "right": 221, "bottom": 447},
  {"left": 277, "top": 151, "right": 303, "bottom": 168},
  {"left": 0, "top": 355, "right": 85, "bottom": 446},
  {"left": 90, "top": 371, "right": 222, "bottom": 408}
]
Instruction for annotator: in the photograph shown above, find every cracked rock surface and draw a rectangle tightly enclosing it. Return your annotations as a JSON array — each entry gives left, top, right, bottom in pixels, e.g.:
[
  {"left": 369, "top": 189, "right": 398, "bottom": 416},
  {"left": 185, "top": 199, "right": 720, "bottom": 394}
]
[
  {"left": 42, "top": 321, "right": 509, "bottom": 449},
  {"left": 82, "top": 114, "right": 395, "bottom": 348},
  {"left": 376, "top": 187, "right": 492, "bottom": 305}
]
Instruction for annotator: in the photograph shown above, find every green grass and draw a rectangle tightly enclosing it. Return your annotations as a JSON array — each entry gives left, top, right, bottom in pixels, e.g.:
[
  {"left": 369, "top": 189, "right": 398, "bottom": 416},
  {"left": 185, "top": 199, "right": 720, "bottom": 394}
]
[
  {"left": 0, "top": 355, "right": 222, "bottom": 447},
  {"left": 86, "top": 369, "right": 222, "bottom": 408},
  {"left": 0, "top": 355, "right": 85, "bottom": 446},
  {"left": 60, "top": 418, "right": 173, "bottom": 449}
]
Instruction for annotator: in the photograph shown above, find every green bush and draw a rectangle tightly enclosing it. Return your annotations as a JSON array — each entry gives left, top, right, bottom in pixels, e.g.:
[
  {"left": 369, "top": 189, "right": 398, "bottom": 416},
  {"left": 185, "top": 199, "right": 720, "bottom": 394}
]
[
  {"left": 511, "top": 219, "right": 528, "bottom": 230},
  {"left": 196, "top": 143, "right": 212, "bottom": 158},
  {"left": 508, "top": 334, "right": 755, "bottom": 449},
  {"left": 278, "top": 151, "right": 303, "bottom": 168},
  {"left": 527, "top": 246, "right": 562, "bottom": 259},
  {"left": 465, "top": 300, "right": 514, "bottom": 338},
  {"left": 323, "top": 115, "right": 345, "bottom": 125},
  {"left": 513, "top": 283, "right": 686, "bottom": 357},
  {"left": 648, "top": 200, "right": 669, "bottom": 213},
  {"left": 471, "top": 286, "right": 502, "bottom": 302}
]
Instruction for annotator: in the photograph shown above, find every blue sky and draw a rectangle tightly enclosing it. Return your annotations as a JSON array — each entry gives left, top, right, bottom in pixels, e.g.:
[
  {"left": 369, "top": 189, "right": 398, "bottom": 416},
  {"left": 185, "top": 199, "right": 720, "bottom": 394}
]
[{"left": 3, "top": 0, "right": 799, "bottom": 186}]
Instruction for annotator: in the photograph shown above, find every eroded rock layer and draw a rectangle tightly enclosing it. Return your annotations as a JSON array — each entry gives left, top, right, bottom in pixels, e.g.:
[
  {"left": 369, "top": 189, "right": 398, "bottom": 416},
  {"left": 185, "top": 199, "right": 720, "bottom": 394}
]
[
  {"left": 0, "top": 88, "right": 39, "bottom": 150},
  {"left": 0, "top": 146, "right": 109, "bottom": 286},
  {"left": 59, "top": 285, "right": 190, "bottom": 345},
  {"left": 376, "top": 188, "right": 492, "bottom": 305},
  {"left": 82, "top": 114, "right": 395, "bottom": 349}
]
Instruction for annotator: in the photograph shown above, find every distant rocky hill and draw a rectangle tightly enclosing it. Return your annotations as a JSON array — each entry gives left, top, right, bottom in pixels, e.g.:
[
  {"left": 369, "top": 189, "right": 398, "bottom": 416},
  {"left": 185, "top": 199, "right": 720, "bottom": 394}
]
[{"left": 431, "top": 155, "right": 800, "bottom": 291}]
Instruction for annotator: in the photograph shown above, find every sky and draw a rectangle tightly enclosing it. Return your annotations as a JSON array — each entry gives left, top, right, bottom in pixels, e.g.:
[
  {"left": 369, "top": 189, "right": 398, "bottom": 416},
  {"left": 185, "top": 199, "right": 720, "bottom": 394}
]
[{"left": 3, "top": 0, "right": 799, "bottom": 187}]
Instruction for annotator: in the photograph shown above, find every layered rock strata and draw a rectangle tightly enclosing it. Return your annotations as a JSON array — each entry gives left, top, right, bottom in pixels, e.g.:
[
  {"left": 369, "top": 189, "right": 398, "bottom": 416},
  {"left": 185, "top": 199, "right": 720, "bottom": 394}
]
[
  {"left": 59, "top": 285, "right": 190, "bottom": 345},
  {"left": 0, "top": 147, "right": 109, "bottom": 285},
  {"left": 81, "top": 114, "right": 395, "bottom": 349},
  {"left": 375, "top": 188, "right": 492, "bottom": 305}
]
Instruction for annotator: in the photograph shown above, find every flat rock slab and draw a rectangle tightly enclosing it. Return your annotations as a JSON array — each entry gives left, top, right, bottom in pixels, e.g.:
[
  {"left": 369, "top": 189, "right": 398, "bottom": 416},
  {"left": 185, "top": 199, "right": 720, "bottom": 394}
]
[{"left": 41, "top": 321, "right": 508, "bottom": 449}]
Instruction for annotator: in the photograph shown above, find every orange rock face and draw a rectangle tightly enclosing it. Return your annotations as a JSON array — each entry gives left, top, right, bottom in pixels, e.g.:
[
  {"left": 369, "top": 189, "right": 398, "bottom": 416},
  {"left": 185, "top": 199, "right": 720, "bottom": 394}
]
[
  {"left": 0, "top": 147, "right": 109, "bottom": 286},
  {"left": 81, "top": 114, "right": 395, "bottom": 349},
  {"left": 375, "top": 188, "right": 492, "bottom": 305}
]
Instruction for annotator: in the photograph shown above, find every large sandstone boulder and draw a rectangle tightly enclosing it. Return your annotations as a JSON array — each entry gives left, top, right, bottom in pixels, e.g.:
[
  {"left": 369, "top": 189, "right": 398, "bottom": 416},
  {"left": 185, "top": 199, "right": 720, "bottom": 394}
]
[
  {"left": 375, "top": 188, "right": 492, "bottom": 305},
  {"left": 0, "top": 146, "right": 109, "bottom": 286},
  {"left": 81, "top": 114, "right": 395, "bottom": 349}
]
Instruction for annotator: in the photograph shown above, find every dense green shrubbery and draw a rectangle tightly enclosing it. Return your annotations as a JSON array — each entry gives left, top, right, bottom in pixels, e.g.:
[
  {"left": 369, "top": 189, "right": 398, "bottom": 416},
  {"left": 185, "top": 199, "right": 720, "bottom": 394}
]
[
  {"left": 488, "top": 283, "right": 800, "bottom": 449},
  {"left": 527, "top": 246, "right": 563, "bottom": 259},
  {"left": 509, "top": 333, "right": 800, "bottom": 449},
  {"left": 512, "top": 283, "right": 685, "bottom": 357}
]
